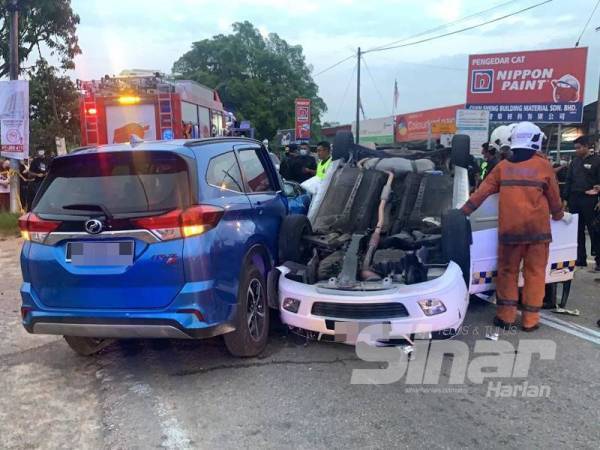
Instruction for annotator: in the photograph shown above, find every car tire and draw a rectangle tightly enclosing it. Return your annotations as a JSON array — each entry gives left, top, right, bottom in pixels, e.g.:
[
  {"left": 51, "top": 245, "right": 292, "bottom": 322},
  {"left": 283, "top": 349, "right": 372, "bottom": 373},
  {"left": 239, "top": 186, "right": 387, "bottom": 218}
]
[
  {"left": 224, "top": 264, "right": 270, "bottom": 357},
  {"left": 333, "top": 130, "right": 355, "bottom": 161},
  {"left": 278, "top": 215, "right": 312, "bottom": 263},
  {"left": 451, "top": 134, "right": 471, "bottom": 169},
  {"left": 63, "top": 336, "right": 112, "bottom": 356},
  {"left": 442, "top": 209, "right": 472, "bottom": 284}
]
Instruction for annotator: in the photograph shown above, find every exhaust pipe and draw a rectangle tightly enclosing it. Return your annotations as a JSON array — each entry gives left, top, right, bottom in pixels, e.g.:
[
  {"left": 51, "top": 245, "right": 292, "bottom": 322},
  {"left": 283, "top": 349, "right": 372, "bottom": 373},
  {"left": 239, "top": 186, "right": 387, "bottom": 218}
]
[{"left": 361, "top": 170, "right": 394, "bottom": 279}]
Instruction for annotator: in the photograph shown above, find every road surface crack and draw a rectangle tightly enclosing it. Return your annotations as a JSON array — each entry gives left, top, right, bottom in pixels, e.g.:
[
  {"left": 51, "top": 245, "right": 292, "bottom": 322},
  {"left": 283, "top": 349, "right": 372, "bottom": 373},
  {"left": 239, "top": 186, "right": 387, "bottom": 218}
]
[{"left": 171, "top": 357, "right": 358, "bottom": 377}]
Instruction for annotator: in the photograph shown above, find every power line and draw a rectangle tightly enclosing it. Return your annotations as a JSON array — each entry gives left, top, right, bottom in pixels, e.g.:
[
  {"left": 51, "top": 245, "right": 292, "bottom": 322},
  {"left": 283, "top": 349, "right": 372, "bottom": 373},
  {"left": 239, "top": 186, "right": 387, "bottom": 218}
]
[
  {"left": 575, "top": 0, "right": 600, "bottom": 47},
  {"left": 365, "top": 0, "right": 522, "bottom": 54},
  {"left": 313, "top": 54, "right": 355, "bottom": 77},
  {"left": 365, "top": 0, "right": 553, "bottom": 54},
  {"left": 399, "top": 61, "right": 466, "bottom": 72},
  {"left": 361, "top": 56, "right": 389, "bottom": 117},
  {"left": 313, "top": 0, "right": 521, "bottom": 78},
  {"left": 380, "top": 58, "right": 467, "bottom": 72}
]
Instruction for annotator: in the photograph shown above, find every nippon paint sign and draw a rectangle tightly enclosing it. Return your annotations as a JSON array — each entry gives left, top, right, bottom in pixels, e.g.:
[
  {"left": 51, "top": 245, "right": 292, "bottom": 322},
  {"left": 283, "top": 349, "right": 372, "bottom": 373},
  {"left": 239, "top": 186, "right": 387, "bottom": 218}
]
[
  {"left": 353, "top": 116, "right": 395, "bottom": 144},
  {"left": 466, "top": 47, "right": 588, "bottom": 123}
]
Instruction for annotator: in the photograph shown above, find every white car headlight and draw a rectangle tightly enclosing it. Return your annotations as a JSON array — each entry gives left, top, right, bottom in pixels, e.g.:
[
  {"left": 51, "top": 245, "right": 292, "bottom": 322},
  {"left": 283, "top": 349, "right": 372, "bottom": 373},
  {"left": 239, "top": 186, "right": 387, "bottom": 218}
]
[{"left": 418, "top": 299, "right": 446, "bottom": 316}]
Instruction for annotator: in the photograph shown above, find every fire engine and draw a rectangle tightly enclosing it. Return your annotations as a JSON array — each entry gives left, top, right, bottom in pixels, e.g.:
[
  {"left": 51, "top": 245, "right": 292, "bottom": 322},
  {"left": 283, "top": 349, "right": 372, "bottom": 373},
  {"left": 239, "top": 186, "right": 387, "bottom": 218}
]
[{"left": 78, "top": 70, "right": 227, "bottom": 145}]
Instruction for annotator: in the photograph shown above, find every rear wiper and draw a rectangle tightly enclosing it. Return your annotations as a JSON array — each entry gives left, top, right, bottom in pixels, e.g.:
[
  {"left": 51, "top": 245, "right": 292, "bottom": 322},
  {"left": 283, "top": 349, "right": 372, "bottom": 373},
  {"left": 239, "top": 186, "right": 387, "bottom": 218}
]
[{"left": 62, "top": 203, "right": 114, "bottom": 220}]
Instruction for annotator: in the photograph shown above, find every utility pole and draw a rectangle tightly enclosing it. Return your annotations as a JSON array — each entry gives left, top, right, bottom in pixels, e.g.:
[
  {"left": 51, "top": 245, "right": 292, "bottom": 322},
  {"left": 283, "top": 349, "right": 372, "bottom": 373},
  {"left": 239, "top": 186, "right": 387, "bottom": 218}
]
[
  {"left": 355, "top": 47, "right": 361, "bottom": 144},
  {"left": 596, "top": 69, "right": 600, "bottom": 153},
  {"left": 8, "top": 0, "right": 21, "bottom": 213},
  {"left": 596, "top": 26, "right": 600, "bottom": 152}
]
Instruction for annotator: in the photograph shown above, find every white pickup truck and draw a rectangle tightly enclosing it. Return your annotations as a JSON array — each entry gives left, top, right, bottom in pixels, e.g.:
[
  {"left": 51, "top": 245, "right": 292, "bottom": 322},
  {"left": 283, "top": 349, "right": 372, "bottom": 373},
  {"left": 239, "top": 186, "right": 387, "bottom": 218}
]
[{"left": 272, "top": 132, "right": 578, "bottom": 344}]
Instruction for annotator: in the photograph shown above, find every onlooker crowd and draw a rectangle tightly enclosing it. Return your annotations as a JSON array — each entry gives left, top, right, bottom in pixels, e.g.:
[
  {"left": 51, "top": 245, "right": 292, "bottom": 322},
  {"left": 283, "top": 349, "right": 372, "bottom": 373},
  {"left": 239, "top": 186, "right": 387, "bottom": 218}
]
[{"left": 0, "top": 149, "right": 53, "bottom": 212}]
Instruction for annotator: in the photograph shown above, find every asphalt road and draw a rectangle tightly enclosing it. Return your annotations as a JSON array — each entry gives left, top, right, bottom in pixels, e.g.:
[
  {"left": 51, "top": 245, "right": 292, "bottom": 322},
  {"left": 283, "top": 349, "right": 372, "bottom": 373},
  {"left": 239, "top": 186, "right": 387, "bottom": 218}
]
[{"left": 1, "top": 236, "right": 599, "bottom": 450}]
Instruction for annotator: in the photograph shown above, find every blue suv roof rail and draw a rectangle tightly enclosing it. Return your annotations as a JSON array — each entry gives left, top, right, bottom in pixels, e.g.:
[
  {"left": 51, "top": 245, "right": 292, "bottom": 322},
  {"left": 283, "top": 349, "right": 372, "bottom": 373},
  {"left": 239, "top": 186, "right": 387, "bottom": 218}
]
[
  {"left": 69, "top": 145, "right": 98, "bottom": 154},
  {"left": 183, "top": 137, "right": 262, "bottom": 148}
]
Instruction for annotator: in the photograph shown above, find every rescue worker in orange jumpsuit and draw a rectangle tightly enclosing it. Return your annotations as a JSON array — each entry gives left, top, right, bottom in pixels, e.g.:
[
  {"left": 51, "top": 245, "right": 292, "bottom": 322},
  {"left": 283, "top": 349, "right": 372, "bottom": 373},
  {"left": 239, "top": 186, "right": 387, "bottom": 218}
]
[{"left": 460, "top": 122, "right": 573, "bottom": 331}]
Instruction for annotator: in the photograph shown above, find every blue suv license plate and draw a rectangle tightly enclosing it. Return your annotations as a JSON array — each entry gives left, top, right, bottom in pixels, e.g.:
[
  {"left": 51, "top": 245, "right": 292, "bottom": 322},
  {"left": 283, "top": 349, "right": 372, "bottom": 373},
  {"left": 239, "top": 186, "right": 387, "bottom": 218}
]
[{"left": 67, "top": 241, "right": 134, "bottom": 266}]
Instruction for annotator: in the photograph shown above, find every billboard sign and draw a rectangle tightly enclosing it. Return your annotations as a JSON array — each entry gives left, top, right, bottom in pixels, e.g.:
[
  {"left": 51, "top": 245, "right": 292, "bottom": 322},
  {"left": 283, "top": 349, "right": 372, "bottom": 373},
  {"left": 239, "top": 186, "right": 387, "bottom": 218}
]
[
  {"left": 466, "top": 47, "right": 588, "bottom": 123},
  {"left": 353, "top": 116, "right": 395, "bottom": 144},
  {"left": 456, "top": 109, "right": 490, "bottom": 156},
  {"left": 431, "top": 122, "right": 457, "bottom": 134},
  {"left": 0, "top": 80, "right": 29, "bottom": 160},
  {"left": 395, "top": 104, "right": 464, "bottom": 142},
  {"left": 295, "top": 98, "right": 311, "bottom": 141}
]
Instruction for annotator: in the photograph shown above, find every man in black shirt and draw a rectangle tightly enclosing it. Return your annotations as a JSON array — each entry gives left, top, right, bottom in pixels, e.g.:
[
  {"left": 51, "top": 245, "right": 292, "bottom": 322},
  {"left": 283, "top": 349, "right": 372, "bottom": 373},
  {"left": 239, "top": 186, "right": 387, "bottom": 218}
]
[
  {"left": 282, "top": 143, "right": 316, "bottom": 183},
  {"left": 28, "top": 149, "right": 52, "bottom": 205},
  {"left": 565, "top": 136, "right": 600, "bottom": 269},
  {"left": 279, "top": 144, "right": 296, "bottom": 180}
]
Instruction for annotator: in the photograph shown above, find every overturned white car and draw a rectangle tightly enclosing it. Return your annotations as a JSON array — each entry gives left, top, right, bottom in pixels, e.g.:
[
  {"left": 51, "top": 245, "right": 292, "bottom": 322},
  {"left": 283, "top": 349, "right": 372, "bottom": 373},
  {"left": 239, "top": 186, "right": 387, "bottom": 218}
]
[{"left": 270, "top": 132, "right": 578, "bottom": 344}]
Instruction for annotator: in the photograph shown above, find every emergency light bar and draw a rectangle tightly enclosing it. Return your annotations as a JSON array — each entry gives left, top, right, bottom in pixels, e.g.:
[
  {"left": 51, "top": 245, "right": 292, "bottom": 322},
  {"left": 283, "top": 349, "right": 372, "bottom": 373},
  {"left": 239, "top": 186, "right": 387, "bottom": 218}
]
[{"left": 118, "top": 96, "right": 141, "bottom": 105}]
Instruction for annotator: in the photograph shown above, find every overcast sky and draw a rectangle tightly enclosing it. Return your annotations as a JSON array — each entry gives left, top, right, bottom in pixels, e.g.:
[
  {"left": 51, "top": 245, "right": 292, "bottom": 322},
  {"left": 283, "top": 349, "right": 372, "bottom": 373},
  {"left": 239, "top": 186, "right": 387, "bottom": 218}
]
[{"left": 68, "top": 0, "right": 600, "bottom": 123}]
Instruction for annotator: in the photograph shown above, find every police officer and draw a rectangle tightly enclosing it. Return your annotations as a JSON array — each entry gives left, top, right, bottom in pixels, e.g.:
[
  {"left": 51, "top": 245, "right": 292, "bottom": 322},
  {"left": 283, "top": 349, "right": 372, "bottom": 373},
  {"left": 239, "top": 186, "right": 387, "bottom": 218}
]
[
  {"left": 565, "top": 135, "right": 600, "bottom": 270},
  {"left": 315, "top": 141, "right": 332, "bottom": 180}
]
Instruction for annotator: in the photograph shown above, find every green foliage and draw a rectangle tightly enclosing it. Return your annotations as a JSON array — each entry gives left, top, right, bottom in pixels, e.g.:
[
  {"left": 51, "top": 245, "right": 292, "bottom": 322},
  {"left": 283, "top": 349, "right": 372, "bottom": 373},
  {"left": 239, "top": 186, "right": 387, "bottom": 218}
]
[
  {"left": 0, "top": 212, "right": 19, "bottom": 236},
  {"left": 0, "top": 0, "right": 81, "bottom": 77},
  {"left": 28, "top": 59, "right": 80, "bottom": 152},
  {"left": 173, "top": 21, "right": 327, "bottom": 140}
]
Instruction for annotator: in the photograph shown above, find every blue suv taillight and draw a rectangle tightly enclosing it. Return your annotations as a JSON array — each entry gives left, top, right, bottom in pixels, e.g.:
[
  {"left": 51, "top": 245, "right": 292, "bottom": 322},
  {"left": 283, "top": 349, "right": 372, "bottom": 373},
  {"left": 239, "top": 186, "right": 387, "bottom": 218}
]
[
  {"left": 132, "top": 205, "right": 224, "bottom": 241},
  {"left": 18, "top": 213, "right": 61, "bottom": 243}
]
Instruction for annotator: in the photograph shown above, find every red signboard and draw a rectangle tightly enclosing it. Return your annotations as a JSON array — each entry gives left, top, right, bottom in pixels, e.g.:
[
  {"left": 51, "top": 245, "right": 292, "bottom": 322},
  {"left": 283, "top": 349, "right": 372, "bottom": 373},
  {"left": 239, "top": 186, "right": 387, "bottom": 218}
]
[
  {"left": 466, "top": 47, "right": 587, "bottom": 123},
  {"left": 295, "top": 98, "right": 311, "bottom": 141},
  {"left": 395, "top": 104, "right": 464, "bottom": 142}
]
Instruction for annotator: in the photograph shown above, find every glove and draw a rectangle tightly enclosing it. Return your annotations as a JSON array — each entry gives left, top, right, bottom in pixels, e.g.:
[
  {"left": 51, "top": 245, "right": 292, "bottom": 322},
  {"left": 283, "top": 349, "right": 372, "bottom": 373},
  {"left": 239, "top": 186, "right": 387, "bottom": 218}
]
[{"left": 561, "top": 212, "right": 573, "bottom": 225}]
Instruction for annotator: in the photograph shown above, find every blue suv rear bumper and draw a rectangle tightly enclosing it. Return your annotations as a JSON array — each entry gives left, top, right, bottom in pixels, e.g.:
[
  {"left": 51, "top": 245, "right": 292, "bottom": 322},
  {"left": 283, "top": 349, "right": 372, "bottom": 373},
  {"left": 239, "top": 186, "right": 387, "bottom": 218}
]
[{"left": 20, "top": 280, "right": 237, "bottom": 339}]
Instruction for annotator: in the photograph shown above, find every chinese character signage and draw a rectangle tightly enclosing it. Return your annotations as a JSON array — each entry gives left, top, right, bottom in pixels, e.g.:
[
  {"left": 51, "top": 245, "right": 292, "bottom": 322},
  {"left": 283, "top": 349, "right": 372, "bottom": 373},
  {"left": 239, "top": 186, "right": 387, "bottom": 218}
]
[{"left": 466, "top": 47, "right": 588, "bottom": 123}]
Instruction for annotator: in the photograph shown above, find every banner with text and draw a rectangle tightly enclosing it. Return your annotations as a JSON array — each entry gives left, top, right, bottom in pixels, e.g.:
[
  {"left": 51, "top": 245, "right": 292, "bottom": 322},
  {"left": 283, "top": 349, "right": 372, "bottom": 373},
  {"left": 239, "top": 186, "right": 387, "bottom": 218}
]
[
  {"left": 395, "top": 104, "right": 464, "bottom": 142},
  {"left": 456, "top": 109, "right": 490, "bottom": 156},
  {"left": 295, "top": 98, "right": 311, "bottom": 141},
  {"left": 0, "top": 80, "right": 29, "bottom": 160},
  {"left": 466, "top": 47, "right": 588, "bottom": 123}
]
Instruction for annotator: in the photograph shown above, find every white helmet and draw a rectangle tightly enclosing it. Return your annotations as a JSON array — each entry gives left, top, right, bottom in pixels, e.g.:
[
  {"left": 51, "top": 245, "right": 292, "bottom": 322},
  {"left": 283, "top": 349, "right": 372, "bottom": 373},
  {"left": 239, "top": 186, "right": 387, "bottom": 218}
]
[
  {"left": 489, "top": 125, "right": 512, "bottom": 151},
  {"left": 510, "top": 121, "right": 545, "bottom": 151}
]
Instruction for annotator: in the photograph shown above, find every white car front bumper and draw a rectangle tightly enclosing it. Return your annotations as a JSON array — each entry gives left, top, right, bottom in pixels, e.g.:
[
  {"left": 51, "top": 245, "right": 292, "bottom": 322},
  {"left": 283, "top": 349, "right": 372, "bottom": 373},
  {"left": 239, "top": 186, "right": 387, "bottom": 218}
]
[{"left": 277, "top": 261, "right": 469, "bottom": 343}]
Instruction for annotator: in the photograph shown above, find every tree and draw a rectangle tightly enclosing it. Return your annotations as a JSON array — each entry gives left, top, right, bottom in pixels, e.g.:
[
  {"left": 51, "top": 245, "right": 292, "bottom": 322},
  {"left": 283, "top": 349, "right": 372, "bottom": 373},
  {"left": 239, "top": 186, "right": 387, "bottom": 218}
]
[
  {"left": 28, "top": 59, "right": 80, "bottom": 152},
  {"left": 173, "top": 21, "right": 326, "bottom": 140},
  {"left": 0, "top": 0, "right": 81, "bottom": 78}
]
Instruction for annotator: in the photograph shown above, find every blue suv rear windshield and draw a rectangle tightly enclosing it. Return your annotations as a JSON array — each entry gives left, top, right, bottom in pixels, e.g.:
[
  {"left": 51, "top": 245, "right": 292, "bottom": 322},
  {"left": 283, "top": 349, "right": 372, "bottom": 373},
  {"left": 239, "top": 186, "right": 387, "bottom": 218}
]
[{"left": 33, "top": 151, "right": 191, "bottom": 216}]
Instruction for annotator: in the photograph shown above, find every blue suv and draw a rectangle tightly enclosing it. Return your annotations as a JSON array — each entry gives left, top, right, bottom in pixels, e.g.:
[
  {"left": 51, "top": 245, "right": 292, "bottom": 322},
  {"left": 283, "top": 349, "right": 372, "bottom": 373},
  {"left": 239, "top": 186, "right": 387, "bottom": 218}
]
[{"left": 19, "top": 138, "right": 306, "bottom": 357}]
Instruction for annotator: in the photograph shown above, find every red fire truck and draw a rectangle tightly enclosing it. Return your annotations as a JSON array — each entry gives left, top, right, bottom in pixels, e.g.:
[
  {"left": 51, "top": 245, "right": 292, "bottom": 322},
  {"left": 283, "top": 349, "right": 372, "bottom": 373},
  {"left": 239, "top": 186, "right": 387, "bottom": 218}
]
[{"left": 78, "top": 71, "right": 227, "bottom": 145}]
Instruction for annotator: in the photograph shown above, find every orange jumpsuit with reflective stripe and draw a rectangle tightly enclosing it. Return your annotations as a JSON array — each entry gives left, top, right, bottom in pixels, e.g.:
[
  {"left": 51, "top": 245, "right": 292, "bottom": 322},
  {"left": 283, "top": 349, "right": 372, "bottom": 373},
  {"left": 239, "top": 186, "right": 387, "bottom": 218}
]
[{"left": 461, "top": 154, "right": 564, "bottom": 328}]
